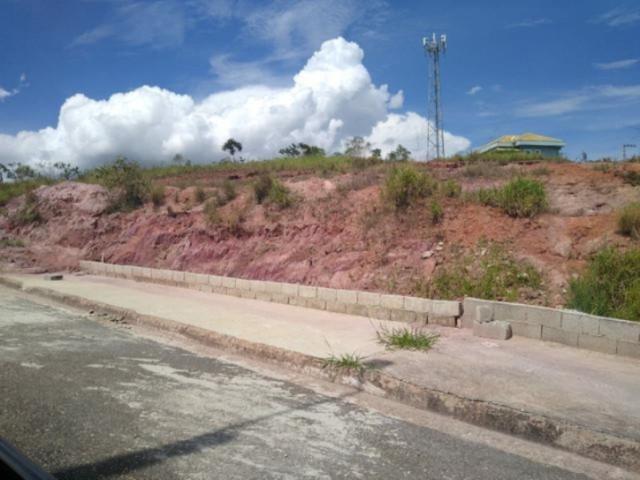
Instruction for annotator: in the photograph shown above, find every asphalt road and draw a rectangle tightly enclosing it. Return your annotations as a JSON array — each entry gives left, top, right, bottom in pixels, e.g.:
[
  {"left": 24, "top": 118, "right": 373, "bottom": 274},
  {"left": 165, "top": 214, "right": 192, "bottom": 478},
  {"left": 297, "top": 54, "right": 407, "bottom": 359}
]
[{"left": 0, "top": 286, "right": 591, "bottom": 480}]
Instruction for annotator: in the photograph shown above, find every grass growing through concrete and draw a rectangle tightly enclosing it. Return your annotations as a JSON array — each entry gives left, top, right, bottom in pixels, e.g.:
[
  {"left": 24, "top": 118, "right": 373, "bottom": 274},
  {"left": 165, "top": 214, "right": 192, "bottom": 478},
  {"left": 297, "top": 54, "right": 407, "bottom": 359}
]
[
  {"left": 376, "top": 325, "right": 439, "bottom": 351},
  {"left": 322, "top": 353, "right": 367, "bottom": 374}
]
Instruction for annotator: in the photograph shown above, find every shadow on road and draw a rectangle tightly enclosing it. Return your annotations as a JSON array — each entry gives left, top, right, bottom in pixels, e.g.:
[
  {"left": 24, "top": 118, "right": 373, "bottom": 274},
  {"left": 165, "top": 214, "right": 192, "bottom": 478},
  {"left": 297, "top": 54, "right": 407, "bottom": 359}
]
[{"left": 52, "top": 390, "right": 356, "bottom": 479}]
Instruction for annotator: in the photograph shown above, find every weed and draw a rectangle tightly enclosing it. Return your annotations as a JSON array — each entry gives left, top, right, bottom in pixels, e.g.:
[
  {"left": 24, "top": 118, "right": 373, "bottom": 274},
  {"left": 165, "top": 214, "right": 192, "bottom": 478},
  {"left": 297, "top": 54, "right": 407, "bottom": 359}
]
[
  {"left": 462, "top": 162, "right": 504, "bottom": 179},
  {"left": 203, "top": 199, "right": 221, "bottom": 226},
  {"left": 376, "top": 325, "right": 439, "bottom": 351},
  {"left": 618, "top": 203, "right": 640, "bottom": 239},
  {"left": 90, "top": 157, "right": 150, "bottom": 212},
  {"left": 531, "top": 166, "right": 551, "bottom": 176},
  {"left": 568, "top": 247, "right": 640, "bottom": 321},
  {"left": 425, "top": 242, "right": 543, "bottom": 301},
  {"left": 440, "top": 179, "right": 461, "bottom": 198},
  {"left": 150, "top": 185, "right": 166, "bottom": 207},
  {"left": 0, "top": 179, "right": 53, "bottom": 207},
  {"left": 222, "top": 179, "right": 237, "bottom": 203},
  {"left": 430, "top": 200, "right": 444, "bottom": 224},
  {"left": 322, "top": 353, "right": 366, "bottom": 374},
  {"left": 253, "top": 174, "right": 294, "bottom": 209},
  {"left": 253, "top": 174, "right": 273, "bottom": 204},
  {"left": 195, "top": 187, "right": 206, "bottom": 203},
  {"left": 383, "top": 165, "right": 436, "bottom": 210},
  {"left": 476, "top": 177, "right": 547, "bottom": 218},
  {"left": 616, "top": 170, "right": 640, "bottom": 186},
  {"left": 12, "top": 191, "right": 42, "bottom": 226},
  {"left": 0, "top": 238, "right": 25, "bottom": 248}
]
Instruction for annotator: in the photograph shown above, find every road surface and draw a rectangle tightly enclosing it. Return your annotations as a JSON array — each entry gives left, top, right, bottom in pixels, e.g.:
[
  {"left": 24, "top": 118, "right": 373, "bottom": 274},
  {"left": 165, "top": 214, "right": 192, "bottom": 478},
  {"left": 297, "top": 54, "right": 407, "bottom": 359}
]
[{"left": 0, "top": 286, "right": 598, "bottom": 479}]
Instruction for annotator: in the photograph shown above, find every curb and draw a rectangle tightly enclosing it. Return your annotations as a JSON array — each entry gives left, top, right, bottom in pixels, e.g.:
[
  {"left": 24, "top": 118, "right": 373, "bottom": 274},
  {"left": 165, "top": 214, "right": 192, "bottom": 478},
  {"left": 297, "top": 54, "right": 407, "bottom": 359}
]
[{"left": 2, "top": 275, "right": 638, "bottom": 472}]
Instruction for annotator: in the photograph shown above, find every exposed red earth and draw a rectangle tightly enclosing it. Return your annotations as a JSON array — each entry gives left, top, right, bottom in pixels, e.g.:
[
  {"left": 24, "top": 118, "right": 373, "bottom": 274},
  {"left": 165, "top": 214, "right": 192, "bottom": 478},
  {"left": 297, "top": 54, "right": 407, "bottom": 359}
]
[{"left": 1, "top": 161, "right": 639, "bottom": 307}]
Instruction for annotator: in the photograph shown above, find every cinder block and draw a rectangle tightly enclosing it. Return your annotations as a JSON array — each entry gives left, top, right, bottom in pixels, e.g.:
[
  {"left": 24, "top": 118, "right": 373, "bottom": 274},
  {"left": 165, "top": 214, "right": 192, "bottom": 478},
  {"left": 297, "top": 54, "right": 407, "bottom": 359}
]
[
  {"left": 235, "top": 278, "right": 252, "bottom": 291},
  {"left": 493, "top": 302, "right": 527, "bottom": 323},
  {"left": 304, "top": 298, "right": 326, "bottom": 310},
  {"left": 211, "top": 286, "right": 226, "bottom": 294},
  {"left": 357, "top": 291, "right": 381, "bottom": 306},
  {"left": 562, "top": 311, "right": 600, "bottom": 336},
  {"left": 368, "top": 306, "right": 391, "bottom": 321},
  {"left": 254, "top": 292, "right": 272, "bottom": 302},
  {"left": 477, "top": 305, "right": 493, "bottom": 323},
  {"left": 578, "top": 334, "right": 617, "bottom": 355},
  {"left": 542, "top": 326, "right": 578, "bottom": 347},
  {"left": 431, "top": 300, "right": 461, "bottom": 318},
  {"left": 380, "top": 294, "right": 404, "bottom": 310},
  {"left": 281, "top": 283, "right": 299, "bottom": 297},
  {"left": 263, "top": 281, "right": 283, "bottom": 294},
  {"left": 510, "top": 322, "right": 542, "bottom": 339},
  {"left": 617, "top": 340, "right": 640, "bottom": 359},
  {"left": 473, "top": 320, "right": 512, "bottom": 340},
  {"left": 462, "top": 298, "right": 494, "bottom": 328},
  {"left": 173, "top": 270, "right": 187, "bottom": 282},
  {"left": 222, "top": 277, "right": 236, "bottom": 288},
  {"left": 404, "top": 296, "right": 431, "bottom": 313},
  {"left": 208, "top": 275, "right": 223, "bottom": 287},
  {"left": 525, "top": 305, "right": 562, "bottom": 328},
  {"left": 298, "top": 285, "right": 317, "bottom": 299},
  {"left": 238, "top": 289, "right": 256, "bottom": 299},
  {"left": 270, "top": 293, "right": 290, "bottom": 304},
  {"left": 248, "top": 280, "right": 265, "bottom": 292},
  {"left": 431, "top": 316, "right": 457, "bottom": 327},
  {"left": 317, "top": 287, "right": 338, "bottom": 302},
  {"left": 581, "top": 315, "right": 601, "bottom": 337},
  {"left": 390, "top": 309, "right": 417, "bottom": 323},
  {"left": 197, "top": 284, "right": 213, "bottom": 293},
  {"left": 598, "top": 318, "right": 640, "bottom": 343},
  {"left": 336, "top": 289, "right": 357, "bottom": 304},
  {"left": 345, "top": 303, "right": 370, "bottom": 318},
  {"left": 326, "top": 301, "right": 348, "bottom": 314},
  {"left": 288, "top": 296, "right": 306, "bottom": 307},
  {"left": 142, "top": 268, "right": 153, "bottom": 278}
]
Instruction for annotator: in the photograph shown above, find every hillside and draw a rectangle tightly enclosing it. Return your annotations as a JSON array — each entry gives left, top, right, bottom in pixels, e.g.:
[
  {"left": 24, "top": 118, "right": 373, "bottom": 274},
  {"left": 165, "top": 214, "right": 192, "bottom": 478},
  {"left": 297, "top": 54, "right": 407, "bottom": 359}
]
[{"left": 2, "top": 157, "right": 639, "bottom": 308}]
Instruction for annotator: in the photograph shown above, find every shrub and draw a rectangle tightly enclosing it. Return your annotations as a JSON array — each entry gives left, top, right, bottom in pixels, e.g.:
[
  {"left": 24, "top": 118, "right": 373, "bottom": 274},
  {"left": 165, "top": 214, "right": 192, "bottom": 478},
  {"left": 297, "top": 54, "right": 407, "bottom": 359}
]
[
  {"left": 267, "top": 179, "right": 294, "bottom": 209},
  {"left": 618, "top": 203, "right": 640, "bottom": 239},
  {"left": 462, "top": 162, "right": 504, "bottom": 179},
  {"left": 12, "top": 191, "right": 42, "bottom": 226},
  {"left": 617, "top": 170, "right": 640, "bottom": 186},
  {"left": 150, "top": 185, "right": 165, "bottom": 207},
  {"left": 92, "top": 157, "right": 149, "bottom": 212},
  {"left": 203, "top": 199, "right": 220, "bottom": 226},
  {"left": 253, "top": 174, "right": 273, "bottom": 204},
  {"left": 195, "top": 187, "right": 206, "bottom": 204},
  {"left": 477, "top": 177, "right": 547, "bottom": 218},
  {"left": 426, "top": 242, "right": 542, "bottom": 301},
  {"left": 568, "top": 247, "right": 640, "bottom": 321},
  {"left": 440, "top": 179, "right": 461, "bottom": 198},
  {"left": 222, "top": 179, "right": 236, "bottom": 203},
  {"left": 430, "top": 200, "right": 443, "bottom": 224},
  {"left": 383, "top": 165, "right": 436, "bottom": 210}
]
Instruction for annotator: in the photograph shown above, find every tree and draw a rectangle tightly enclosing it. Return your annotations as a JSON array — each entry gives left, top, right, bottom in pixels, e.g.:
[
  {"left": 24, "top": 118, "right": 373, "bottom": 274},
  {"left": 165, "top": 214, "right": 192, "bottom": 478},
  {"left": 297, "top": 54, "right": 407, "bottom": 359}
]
[
  {"left": 344, "top": 136, "right": 370, "bottom": 158},
  {"left": 279, "top": 143, "right": 325, "bottom": 157},
  {"left": 387, "top": 145, "right": 411, "bottom": 162},
  {"left": 279, "top": 144, "right": 301, "bottom": 157},
  {"left": 53, "top": 162, "right": 80, "bottom": 180},
  {"left": 371, "top": 148, "right": 382, "bottom": 160},
  {"left": 222, "top": 138, "right": 243, "bottom": 160}
]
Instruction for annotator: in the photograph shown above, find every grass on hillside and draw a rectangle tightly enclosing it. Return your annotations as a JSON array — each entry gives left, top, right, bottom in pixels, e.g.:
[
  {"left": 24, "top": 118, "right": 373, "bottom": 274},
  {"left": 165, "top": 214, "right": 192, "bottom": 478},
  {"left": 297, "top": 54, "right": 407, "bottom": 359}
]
[
  {"left": 618, "top": 203, "right": 640, "bottom": 239},
  {"left": 0, "top": 178, "right": 53, "bottom": 207},
  {"left": 475, "top": 177, "right": 548, "bottom": 218},
  {"left": 376, "top": 325, "right": 439, "bottom": 351},
  {"left": 568, "top": 247, "right": 640, "bottom": 322}
]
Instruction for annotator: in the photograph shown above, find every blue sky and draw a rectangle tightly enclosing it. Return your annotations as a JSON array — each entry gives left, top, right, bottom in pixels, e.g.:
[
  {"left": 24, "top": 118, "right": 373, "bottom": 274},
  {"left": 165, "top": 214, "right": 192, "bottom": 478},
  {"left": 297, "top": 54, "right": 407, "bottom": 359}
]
[{"left": 1, "top": 0, "right": 639, "bottom": 165}]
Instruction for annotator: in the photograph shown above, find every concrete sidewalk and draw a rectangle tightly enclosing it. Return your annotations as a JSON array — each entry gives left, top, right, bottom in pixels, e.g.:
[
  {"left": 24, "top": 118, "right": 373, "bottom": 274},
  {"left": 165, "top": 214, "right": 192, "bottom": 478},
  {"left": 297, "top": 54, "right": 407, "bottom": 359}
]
[{"left": 3, "top": 273, "right": 640, "bottom": 471}]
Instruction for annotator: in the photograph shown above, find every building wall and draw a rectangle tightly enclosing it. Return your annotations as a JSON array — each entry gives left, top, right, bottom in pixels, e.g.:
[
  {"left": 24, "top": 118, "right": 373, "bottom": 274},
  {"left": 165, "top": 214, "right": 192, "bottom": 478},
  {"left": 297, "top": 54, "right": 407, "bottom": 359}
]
[{"left": 517, "top": 145, "right": 562, "bottom": 158}]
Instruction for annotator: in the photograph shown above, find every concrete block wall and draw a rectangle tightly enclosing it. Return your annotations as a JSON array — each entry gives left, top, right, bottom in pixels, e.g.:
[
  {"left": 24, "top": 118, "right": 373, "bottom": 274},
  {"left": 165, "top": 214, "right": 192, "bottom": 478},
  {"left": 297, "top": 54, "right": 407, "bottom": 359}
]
[
  {"left": 79, "top": 261, "right": 461, "bottom": 326},
  {"left": 461, "top": 297, "right": 640, "bottom": 359}
]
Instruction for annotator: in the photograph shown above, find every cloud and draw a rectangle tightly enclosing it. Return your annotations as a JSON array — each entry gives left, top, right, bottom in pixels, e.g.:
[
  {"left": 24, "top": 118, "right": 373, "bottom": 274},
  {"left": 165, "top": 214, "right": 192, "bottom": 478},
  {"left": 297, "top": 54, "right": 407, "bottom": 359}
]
[
  {"left": 388, "top": 90, "right": 403, "bottom": 109},
  {"left": 71, "top": 1, "right": 186, "bottom": 49},
  {"left": 467, "top": 86, "right": 482, "bottom": 95},
  {"left": 506, "top": 18, "right": 552, "bottom": 29},
  {"left": 594, "top": 7, "right": 640, "bottom": 27},
  {"left": 594, "top": 58, "right": 639, "bottom": 70},
  {"left": 0, "top": 38, "right": 468, "bottom": 169},
  {"left": 0, "top": 74, "right": 28, "bottom": 102},
  {"left": 516, "top": 84, "right": 640, "bottom": 117}
]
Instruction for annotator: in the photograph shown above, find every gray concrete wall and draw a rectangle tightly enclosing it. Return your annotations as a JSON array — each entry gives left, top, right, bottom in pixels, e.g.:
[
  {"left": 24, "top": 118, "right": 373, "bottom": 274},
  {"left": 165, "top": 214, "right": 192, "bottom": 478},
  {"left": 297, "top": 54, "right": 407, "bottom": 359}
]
[
  {"left": 78, "top": 261, "right": 461, "bottom": 326},
  {"left": 461, "top": 297, "right": 640, "bottom": 359}
]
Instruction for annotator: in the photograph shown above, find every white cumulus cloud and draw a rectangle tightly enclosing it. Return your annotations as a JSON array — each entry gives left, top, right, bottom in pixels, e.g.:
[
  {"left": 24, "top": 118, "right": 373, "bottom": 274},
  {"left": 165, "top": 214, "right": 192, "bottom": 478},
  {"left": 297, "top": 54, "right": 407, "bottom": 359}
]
[{"left": 0, "top": 37, "right": 469, "bottom": 169}]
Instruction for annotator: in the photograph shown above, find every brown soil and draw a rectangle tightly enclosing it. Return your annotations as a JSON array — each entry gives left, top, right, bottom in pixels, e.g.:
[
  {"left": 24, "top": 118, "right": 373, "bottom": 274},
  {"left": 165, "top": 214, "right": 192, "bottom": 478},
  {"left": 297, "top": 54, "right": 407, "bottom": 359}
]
[{"left": 1, "top": 161, "right": 638, "bottom": 306}]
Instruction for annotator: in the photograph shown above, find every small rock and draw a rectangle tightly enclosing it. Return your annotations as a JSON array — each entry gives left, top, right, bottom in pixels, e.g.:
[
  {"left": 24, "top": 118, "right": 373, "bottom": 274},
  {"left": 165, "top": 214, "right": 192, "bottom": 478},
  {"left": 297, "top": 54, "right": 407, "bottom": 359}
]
[
  {"left": 421, "top": 250, "right": 434, "bottom": 259},
  {"left": 44, "top": 274, "right": 63, "bottom": 281}
]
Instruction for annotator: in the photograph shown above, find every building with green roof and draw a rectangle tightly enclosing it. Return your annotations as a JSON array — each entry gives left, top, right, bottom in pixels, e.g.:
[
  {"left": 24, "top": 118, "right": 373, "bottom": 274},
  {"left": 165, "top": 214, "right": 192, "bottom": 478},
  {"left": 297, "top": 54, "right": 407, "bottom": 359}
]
[{"left": 477, "top": 133, "right": 565, "bottom": 158}]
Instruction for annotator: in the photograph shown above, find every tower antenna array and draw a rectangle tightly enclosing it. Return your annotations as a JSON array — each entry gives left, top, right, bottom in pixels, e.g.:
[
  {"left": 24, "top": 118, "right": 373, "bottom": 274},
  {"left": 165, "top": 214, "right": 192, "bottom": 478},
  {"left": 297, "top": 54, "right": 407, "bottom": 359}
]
[{"left": 423, "top": 33, "right": 447, "bottom": 160}]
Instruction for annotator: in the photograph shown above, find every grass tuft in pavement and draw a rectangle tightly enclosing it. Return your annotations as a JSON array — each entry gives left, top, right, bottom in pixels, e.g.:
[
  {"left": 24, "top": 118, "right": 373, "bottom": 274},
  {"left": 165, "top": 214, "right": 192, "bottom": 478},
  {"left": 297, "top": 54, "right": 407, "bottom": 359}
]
[
  {"left": 376, "top": 325, "right": 439, "bottom": 351},
  {"left": 322, "top": 353, "right": 367, "bottom": 374}
]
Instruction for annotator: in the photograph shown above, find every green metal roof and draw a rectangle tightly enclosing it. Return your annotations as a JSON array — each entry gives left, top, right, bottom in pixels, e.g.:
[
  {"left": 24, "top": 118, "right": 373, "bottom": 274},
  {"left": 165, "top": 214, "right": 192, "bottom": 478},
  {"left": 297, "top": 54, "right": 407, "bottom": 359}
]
[{"left": 477, "top": 133, "right": 565, "bottom": 153}]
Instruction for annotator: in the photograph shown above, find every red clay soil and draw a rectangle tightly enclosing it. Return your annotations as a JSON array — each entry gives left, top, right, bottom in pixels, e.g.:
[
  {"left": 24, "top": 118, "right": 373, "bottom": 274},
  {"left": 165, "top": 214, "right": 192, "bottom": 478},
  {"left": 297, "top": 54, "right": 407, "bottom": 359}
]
[{"left": 1, "top": 161, "right": 638, "bottom": 306}]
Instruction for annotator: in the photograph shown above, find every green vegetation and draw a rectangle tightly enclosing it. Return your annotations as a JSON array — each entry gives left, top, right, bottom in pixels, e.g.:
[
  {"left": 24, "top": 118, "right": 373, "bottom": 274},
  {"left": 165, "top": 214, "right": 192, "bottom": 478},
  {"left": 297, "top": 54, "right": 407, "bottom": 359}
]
[
  {"left": 440, "top": 179, "right": 461, "bottom": 198},
  {"left": 150, "top": 185, "right": 166, "bottom": 207},
  {"left": 618, "top": 203, "right": 640, "bottom": 239},
  {"left": 0, "top": 238, "right": 25, "bottom": 248},
  {"left": 386, "top": 144, "right": 411, "bottom": 162},
  {"left": 0, "top": 178, "right": 52, "bottom": 207},
  {"left": 430, "top": 200, "right": 443, "bottom": 224},
  {"left": 568, "top": 247, "right": 640, "bottom": 322},
  {"left": 616, "top": 170, "right": 640, "bottom": 186},
  {"left": 195, "top": 186, "right": 206, "bottom": 203},
  {"left": 382, "top": 164, "right": 436, "bottom": 210},
  {"left": 476, "top": 177, "right": 548, "bottom": 218},
  {"left": 221, "top": 179, "right": 237, "bottom": 203},
  {"left": 12, "top": 191, "right": 42, "bottom": 226},
  {"left": 376, "top": 325, "right": 439, "bottom": 351},
  {"left": 461, "top": 161, "right": 505, "bottom": 179},
  {"left": 452, "top": 150, "right": 560, "bottom": 166},
  {"left": 203, "top": 199, "right": 221, "bottom": 226},
  {"left": 89, "top": 157, "right": 150, "bottom": 212},
  {"left": 253, "top": 174, "right": 294, "bottom": 209},
  {"left": 531, "top": 166, "right": 551, "bottom": 176},
  {"left": 322, "top": 353, "right": 366, "bottom": 374},
  {"left": 425, "top": 242, "right": 543, "bottom": 301}
]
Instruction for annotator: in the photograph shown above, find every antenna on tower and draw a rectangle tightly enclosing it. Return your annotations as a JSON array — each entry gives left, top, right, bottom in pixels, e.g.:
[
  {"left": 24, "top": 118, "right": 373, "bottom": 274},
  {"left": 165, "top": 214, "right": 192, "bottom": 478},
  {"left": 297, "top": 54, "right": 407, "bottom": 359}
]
[{"left": 423, "top": 33, "right": 447, "bottom": 161}]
